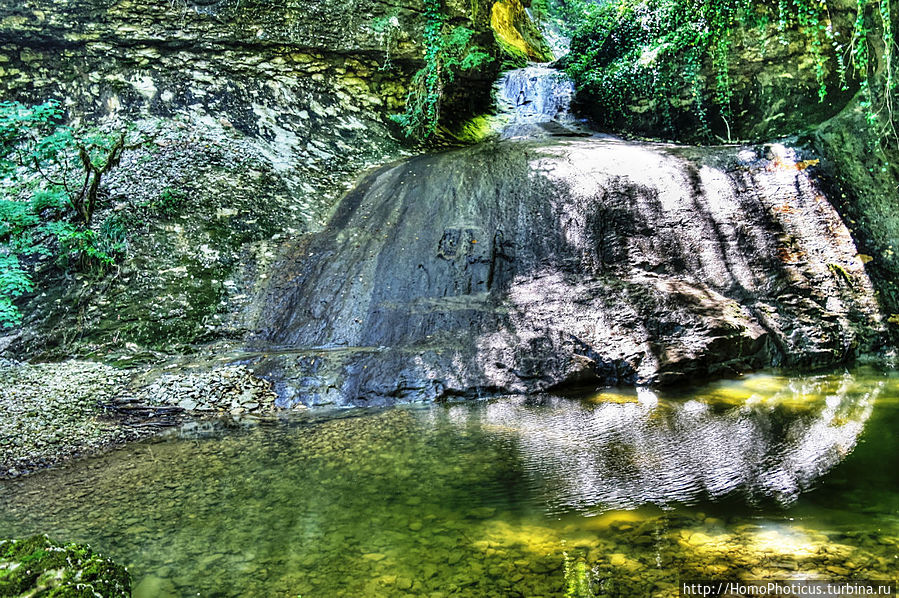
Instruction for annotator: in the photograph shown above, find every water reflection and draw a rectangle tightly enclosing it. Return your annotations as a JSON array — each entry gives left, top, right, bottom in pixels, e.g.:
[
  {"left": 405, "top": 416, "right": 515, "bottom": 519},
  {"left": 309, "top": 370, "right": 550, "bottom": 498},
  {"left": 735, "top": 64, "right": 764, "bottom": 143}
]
[
  {"left": 439, "top": 373, "right": 880, "bottom": 513},
  {"left": 0, "top": 370, "right": 894, "bottom": 597}
]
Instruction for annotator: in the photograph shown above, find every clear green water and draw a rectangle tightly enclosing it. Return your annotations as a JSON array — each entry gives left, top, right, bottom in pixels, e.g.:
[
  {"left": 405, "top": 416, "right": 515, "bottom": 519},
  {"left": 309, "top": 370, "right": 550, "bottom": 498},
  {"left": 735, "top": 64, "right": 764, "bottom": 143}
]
[{"left": 0, "top": 369, "right": 897, "bottom": 597}]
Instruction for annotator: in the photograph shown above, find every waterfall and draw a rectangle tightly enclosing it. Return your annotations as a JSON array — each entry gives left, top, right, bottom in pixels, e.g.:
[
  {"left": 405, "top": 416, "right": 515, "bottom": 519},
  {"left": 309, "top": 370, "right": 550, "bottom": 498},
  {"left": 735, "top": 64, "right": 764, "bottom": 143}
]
[
  {"left": 247, "top": 60, "right": 884, "bottom": 408},
  {"left": 495, "top": 65, "right": 584, "bottom": 138},
  {"left": 251, "top": 135, "right": 883, "bottom": 407}
]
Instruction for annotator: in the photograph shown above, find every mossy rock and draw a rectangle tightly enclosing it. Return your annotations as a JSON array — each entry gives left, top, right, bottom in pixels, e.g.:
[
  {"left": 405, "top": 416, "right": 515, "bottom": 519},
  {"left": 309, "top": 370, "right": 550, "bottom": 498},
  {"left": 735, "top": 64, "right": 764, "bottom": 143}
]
[
  {"left": 0, "top": 535, "right": 130, "bottom": 597},
  {"left": 490, "top": 0, "right": 554, "bottom": 63}
]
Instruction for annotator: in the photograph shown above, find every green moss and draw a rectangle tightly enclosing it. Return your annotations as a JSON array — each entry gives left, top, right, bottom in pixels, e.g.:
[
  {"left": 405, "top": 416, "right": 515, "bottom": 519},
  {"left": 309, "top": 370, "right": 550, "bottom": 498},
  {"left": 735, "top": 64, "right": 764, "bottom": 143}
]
[
  {"left": 828, "top": 262, "right": 855, "bottom": 288},
  {"left": 493, "top": 35, "right": 530, "bottom": 67},
  {"left": 490, "top": 0, "right": 554, "bottom": 63},
  {"left": 392, "top": 0, "right": 497, "bottom": 140},
  {"left": 449, "top": 114, "right": 496, "bottom": 143},
  {"left": 0, "top": 535, "right": 130, "bottom": 597}
]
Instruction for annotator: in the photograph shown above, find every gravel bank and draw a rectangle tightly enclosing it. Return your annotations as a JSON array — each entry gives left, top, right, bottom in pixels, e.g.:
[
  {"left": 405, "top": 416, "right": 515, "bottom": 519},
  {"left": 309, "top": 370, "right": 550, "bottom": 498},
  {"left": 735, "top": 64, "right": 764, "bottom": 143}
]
[
  {"left": 0, "top": 360, "right": 151, "bottom": 478},
  {"left": 0, "top": 359, "right": 281, "bottom": 478}
]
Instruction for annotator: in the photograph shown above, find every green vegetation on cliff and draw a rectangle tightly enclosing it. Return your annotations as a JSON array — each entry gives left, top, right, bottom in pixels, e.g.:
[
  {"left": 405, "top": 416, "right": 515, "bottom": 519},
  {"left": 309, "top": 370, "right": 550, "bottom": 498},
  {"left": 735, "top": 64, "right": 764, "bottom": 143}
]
[
  {"left": 0, "top": 101, "right": 140, "bottom": 328},
  {"left": 562, "top": 0, "right": 896, "bottom": 143},
  {"left": 392, "top": 0, "right": 494, "bottom": 139}
]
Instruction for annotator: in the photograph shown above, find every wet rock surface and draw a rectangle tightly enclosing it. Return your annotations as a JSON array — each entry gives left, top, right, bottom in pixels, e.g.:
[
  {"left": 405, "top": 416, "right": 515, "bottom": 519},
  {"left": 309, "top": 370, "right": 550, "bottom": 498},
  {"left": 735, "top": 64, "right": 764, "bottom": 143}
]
[
  {"left": 494, "top": 65, "right": 589, "bottom": 138},
  {"left": 251, "top": 137, "right": 885, "bottom": 407}
]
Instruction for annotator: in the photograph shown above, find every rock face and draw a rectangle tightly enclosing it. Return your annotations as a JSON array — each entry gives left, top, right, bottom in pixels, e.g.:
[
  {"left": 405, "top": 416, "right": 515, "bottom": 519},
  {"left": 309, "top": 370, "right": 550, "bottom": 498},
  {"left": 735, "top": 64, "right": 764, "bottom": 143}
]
[
  {"left": 812, "top": 94, "right": 899, "bottom": 320},
  {"left": 0, "top": 0, "right": 891, "bottom": 408},
  {"left": 0, "top": 0, "right": 524, "bottom": 357},
  {"left": 250, "top": 135, "right": 884, "bottom": 407}
]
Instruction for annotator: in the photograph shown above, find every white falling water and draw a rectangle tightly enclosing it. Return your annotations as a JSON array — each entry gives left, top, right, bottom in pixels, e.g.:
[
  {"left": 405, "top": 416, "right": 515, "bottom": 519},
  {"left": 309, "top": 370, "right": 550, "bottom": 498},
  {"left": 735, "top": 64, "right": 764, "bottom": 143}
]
[{"left": 495, "top": 65, "right": 580, "bottom": 137}]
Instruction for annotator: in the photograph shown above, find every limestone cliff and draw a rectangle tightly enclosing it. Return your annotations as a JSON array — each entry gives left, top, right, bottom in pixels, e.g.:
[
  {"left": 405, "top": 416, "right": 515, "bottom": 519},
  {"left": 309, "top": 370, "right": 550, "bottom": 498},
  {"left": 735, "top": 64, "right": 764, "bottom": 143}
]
[{"left": 0, "top": 0, "right": 537, "bottom": 357}]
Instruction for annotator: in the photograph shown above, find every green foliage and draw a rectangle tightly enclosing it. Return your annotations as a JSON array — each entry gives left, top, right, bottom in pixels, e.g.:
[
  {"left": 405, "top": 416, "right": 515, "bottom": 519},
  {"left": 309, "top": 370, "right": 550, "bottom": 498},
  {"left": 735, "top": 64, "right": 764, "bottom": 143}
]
[
  {"left": 531, "top": 0, "right": 551, "bottom": 22},
  {"left": 392, "top": 0, "right": 494, "bottom": 140},
  {"left": 852, "top": 0, "right": 897, "bottom": 140},
  {"left": 564, "top": 0, "right": 897, "bottom": 143},
  {"left": 565, "top": 0, "right": 762, "bottom": 139},
  {"left": 44, "top": 220, "right": 123, "bottom": 270},
  {"left": 0, "top": 254, "right": 33, "bottom": 328},
  {"left": 0, "top": 100, "right": 138, "bottom": 328},
  {"left": 146, "top": 187, "right": 187, "bottom": 218}
]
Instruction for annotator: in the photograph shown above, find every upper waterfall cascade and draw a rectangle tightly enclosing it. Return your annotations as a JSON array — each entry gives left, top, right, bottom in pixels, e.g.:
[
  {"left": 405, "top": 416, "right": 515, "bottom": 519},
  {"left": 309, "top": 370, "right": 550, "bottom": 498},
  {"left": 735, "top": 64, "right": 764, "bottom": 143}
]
[{"left": 495, "top": 65, "right": 584, "bottom": 137}]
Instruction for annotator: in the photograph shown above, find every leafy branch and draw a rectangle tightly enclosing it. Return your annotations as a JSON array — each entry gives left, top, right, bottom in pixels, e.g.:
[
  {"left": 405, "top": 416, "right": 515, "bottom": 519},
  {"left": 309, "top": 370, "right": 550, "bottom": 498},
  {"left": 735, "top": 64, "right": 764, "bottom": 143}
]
[
  {"left": 391, "top": 0, "right": 493, "bottom": 140},
  {"left": 0, "top": 100, "right": 146, "bottom": 328}
]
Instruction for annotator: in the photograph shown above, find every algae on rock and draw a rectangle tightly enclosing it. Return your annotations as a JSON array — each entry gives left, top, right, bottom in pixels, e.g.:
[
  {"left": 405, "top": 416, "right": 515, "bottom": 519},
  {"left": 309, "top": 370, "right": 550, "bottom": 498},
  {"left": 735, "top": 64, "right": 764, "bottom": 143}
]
[{"left": 0, "top": 535, "right": 130, "bottom": 597}]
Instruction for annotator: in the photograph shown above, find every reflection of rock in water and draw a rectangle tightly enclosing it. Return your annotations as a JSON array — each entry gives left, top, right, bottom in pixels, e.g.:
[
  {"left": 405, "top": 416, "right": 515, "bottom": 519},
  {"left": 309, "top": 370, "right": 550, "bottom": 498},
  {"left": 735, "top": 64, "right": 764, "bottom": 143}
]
[{"left": 456, "top": 375, "right": 880, "bottom": 513}]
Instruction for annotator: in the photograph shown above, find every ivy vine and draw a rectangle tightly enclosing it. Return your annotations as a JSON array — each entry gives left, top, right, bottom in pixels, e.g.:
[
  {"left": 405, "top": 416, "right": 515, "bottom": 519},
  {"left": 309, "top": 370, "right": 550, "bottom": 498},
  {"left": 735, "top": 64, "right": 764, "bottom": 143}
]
[
  {"left": 391, "top": 0, "right": 493, "bottom": 140},
  {"left": 563, "top": 0, "right": 898, "bottom": 144}
]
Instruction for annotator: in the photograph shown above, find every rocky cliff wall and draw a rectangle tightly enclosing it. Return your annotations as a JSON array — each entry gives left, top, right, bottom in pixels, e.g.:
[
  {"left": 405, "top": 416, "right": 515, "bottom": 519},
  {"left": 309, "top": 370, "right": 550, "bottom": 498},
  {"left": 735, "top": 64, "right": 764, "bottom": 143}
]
[{"left": 0, "top": 0, "right": 530, "bottom": 357}]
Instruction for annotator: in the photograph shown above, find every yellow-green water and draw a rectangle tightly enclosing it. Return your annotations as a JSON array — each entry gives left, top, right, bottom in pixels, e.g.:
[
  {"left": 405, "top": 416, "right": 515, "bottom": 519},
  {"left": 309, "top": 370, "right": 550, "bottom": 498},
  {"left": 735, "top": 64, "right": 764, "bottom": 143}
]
[{"left": 0, "top": 369, "right": 897, "bottom": 597}]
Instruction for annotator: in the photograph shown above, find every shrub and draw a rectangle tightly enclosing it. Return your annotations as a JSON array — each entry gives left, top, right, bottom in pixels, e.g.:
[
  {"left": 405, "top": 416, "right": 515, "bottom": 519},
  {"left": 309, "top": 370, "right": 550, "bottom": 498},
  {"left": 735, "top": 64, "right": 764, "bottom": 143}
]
[
  {"left": 564, "top": 0, "right": 897, "bottom": 143},
  {"left": 392, "top": 0, "right": 494, "bottom": 139},
  {"left": 0, "top": 100, "right": 141, "bottom": 327}
]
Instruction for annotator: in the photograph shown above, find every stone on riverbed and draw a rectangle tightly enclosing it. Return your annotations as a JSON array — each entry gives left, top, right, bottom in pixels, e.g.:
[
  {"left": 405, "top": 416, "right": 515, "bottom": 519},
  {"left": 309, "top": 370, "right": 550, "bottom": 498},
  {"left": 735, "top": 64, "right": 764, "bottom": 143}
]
[{"left": 0, "top": 535, "right": 130, "bottom": 597}]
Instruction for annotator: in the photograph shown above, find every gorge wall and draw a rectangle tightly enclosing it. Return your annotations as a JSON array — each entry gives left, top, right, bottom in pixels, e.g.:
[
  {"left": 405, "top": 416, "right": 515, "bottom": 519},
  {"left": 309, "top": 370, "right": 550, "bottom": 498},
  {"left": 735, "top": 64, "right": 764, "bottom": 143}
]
[
  {"left": 0, "top": 0, "right": 543, "bottom": 357},
  {"left": 0, "top": 0, "right": 893, "bottom": 408}
]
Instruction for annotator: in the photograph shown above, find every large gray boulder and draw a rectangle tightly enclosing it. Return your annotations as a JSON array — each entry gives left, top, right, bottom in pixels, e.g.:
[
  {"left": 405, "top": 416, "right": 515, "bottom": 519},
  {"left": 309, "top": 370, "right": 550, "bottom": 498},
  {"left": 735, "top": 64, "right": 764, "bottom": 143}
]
[{"left": 250, "top": 136, "right": 885, "bottom": 406}]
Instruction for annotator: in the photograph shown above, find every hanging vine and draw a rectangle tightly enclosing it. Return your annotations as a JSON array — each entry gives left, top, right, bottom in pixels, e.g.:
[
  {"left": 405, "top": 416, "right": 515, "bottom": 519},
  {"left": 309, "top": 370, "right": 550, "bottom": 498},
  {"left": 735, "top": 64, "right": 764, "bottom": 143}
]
[
  {"left": 391, "top": 0, "right": 493, "bottom": 140},
  {"left": 564, "top": 0, "right": 898, "bottom": 144},
  {"left": 850, "top": 0, "right": 897, "bottom": 141}
]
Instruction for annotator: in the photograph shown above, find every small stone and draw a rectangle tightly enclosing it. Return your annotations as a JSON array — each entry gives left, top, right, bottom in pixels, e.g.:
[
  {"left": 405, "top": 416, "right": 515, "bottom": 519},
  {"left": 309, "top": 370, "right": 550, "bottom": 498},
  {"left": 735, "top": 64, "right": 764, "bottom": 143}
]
[
  {"left": 609, "top": 553, "right": 628, "bottom": 567},
  {"left": 363, "top": 552, "right": 386, "bottom": 562},
  {"left": 827, "top": 565, "right": 850, "bottom": 576},
  {"left": 466, "top": 507, "right": 496, "bottom": 519}
]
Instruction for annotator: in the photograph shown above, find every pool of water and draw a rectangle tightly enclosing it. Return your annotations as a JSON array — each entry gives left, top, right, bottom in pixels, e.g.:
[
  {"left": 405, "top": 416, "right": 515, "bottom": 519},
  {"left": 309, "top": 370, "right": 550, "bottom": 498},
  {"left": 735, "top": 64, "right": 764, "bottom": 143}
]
[{"left": 1, "top": 368, "right": 897, "bottom": 597}]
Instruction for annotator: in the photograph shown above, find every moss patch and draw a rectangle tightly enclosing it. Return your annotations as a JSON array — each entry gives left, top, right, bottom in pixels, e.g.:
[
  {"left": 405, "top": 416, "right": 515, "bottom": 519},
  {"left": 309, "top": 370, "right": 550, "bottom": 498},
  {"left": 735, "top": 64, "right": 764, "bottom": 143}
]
[
  {"left": 490, "top": 0, "right": 554, "bottom": 62},
  {"left": 0, "top": 535, "right": 130, "bottom": 597}
]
